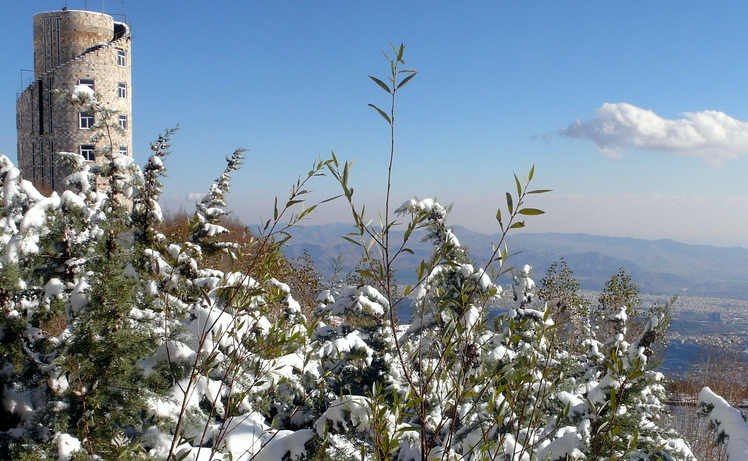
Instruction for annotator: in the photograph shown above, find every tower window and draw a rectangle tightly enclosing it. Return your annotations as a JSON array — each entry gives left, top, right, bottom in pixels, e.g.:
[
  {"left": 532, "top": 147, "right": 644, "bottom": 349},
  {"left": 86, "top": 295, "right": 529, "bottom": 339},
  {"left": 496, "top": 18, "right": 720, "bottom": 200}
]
[
  {"left": 118, "top": 82, "right": 127, "bottom": 99},
  {"left": 77, "top": 78, "right": 95, "bottom": 90},
  {"left": 79, "top": 112, "right": 94, "bottom": 129},
  {"left": 119, "top": 145, "right": 128, "bottom": 156},
  {"left": 80, "top": 144, "right": 96, "bottom": 162},
  {"left": 118, "top": 114, "right": 128, "bottom": 130},
  {"left": 49, "top": 142, "right": 55, "bottom": 185},
  {"left": 117, "top": 48, "right": 127, "bottom": 67},
  {"left": 47, "top": 77, "right": 54, "bottom": 134}
]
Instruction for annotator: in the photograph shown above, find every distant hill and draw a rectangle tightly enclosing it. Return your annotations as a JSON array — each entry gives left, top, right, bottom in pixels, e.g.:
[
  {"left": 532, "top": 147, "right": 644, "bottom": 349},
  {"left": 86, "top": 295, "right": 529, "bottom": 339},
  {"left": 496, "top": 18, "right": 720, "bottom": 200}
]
[{"left": 281, "top": 223, "right": 748, "bottom": 299}]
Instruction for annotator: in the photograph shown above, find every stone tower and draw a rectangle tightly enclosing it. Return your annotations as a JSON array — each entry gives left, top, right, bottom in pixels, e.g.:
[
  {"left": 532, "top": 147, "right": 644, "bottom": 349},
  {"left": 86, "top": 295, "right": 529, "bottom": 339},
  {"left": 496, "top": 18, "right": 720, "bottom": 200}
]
[{"left": 16, "top": 9, "right": 132, "bottom": 193}]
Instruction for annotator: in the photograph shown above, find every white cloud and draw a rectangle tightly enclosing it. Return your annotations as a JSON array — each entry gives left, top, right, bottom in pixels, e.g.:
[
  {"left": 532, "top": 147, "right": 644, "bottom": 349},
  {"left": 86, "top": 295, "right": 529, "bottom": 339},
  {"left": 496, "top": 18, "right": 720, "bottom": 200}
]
[{"left": 559, "top": 102, "right": 748, "bottom": 165}]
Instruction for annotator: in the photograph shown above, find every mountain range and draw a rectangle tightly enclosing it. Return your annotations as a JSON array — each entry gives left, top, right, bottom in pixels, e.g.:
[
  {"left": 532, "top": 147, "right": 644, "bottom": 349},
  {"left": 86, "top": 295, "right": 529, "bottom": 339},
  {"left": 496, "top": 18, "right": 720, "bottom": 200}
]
[{"left": 281, "top": 223, "right": 748, "bottom": 299}]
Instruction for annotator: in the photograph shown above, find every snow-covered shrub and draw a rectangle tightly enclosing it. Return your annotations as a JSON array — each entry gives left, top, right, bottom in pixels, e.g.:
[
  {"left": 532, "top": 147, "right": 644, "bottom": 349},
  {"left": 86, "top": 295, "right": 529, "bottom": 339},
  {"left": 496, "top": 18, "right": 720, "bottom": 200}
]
[
  {"left": 0, "top": 128, "right": 334, "bottom": 459},
  {"left": 699, "top": 387, "right": 748, "bottom": 460},
  {"left": 318, "top": 43, "right": 694, "bottom": 461},
  {"left": 0, "top": 44, "right": 695, "bottom": 461}
]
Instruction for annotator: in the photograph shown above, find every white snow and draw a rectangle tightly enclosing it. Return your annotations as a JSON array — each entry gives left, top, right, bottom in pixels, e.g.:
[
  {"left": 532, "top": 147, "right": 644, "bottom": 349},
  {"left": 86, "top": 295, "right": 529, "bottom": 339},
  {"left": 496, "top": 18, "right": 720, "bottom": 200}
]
[
  {"left": 609, "top": 306, "right": 628, "bottom": 323},
  {"left": 218, "top": 412, "right": 268, "bottom": 459},
  {"left": 55, "top": 433, "right": 83, "bottom": 461},
  {"left": 44, "top": 278, "right": 65, "bottom": 299},
  {"left": 71, "top": 84, "right": 95, "bottom": 101},
  {"left": 3, "top": 384, "right": 35, "bottom": 422},
  {"left": 395, "top": 197, "right": 446, "bottom": 218},
  {"left": 318, "top": 331, "right": 375, "bottom": 368},
  {"left": 314, "top": 395, "right": 372, "bottom": 436},
  {"left": 60, "top": 190, "right": 86, "bottom": 209},
  {"left": 254, "top": 429, "right": 314, "bottom": 461},
  {"left": 112, "top": 153, "right": 134, "bottom": 170},
  {"left": 537, "top": 431, "right": 585, "bottom": 460},
  {"left": 68, "top": 277, "right": 90, "bottom": 317},
  {"left": 699, "top": 386, "right": 748, "bottom": 459}
]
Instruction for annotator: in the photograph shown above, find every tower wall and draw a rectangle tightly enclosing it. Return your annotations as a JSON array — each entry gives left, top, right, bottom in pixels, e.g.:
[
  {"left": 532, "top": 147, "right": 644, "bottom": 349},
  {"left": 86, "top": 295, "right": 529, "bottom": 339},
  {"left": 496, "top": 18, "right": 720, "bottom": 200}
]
[{"left": 33, "top": 10, "right": 114, "bottom": 77}]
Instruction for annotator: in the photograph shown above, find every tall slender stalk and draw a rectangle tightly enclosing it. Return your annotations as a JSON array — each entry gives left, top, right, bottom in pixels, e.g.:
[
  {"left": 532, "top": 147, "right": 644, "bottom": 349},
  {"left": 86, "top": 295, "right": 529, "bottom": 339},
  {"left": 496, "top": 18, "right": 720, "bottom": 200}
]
[{"left": 368, "top": 43, "right": 416, "bottom": 302}]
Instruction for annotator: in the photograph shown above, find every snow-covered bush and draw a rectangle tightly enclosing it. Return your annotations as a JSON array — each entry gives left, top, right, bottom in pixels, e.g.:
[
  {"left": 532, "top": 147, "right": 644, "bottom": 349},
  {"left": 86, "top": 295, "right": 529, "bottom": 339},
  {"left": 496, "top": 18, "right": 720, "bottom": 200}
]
[
  {"left": 0, "top": 44, "right": 694, "bottom": 460},
  {"left": 315, "top": 44, "right": 694, "bottom": 461},
  {"left": 698, "top": 387, "right": 748, "bottom": 460},
  {"left": 0, "top": 125, "right": 334, "bottom": 459}
]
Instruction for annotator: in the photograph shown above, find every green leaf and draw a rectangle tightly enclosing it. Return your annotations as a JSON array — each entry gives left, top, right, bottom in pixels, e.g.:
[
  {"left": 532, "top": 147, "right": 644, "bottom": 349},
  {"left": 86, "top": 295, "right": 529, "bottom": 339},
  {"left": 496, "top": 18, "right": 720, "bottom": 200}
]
[
  {"left": 509, "top": 221, "right": 525, "bottom": 229},
  {"left": 369, "top": 75, "right": 392, "bottom": 94},
  {"left": 500, "top": 265, "right": 515, "bottom": 276},
  {"left": 342, "top": 162, "right": 349, "bottom": 186},
  {"left": 320, "top": 194, "right": 344, "bottom": 204},
  {"left": 341, "top": 236, "right": 362, "bottom": 247},
  {"left": 396, "top": 72, "right": 417, "bottom": 89},
  {"left": 527, "top": 189, "right": 552, "bottom": 194},
  {"left": 368, "top": 104, "right": 392, "bottom": 124},
  {"left": 505, "top": 192, "right": 514, "bottom": 214},
  {"left": 630, "top": 430, "right": 639, "bottom": 450},
  {"left": 417, "top": 261, "right": 427, "bottom": 280},
  {"left": 518, "top": 208, "right": 545, "bottom": 216},
  {"left": 495, "top": 208, "right": 502, "bottom": 224},
  {"left": 356, "top": 269, "right": 377, "bottom": 280},
  {"left": 301, "top": 204, "right": 317, "bottom": 216},
  {"left": 528, "top": 164, "right": 535, "bottom": 181},
  {"left": 398, "top": 425, "right": 421, "bottom": 433},
  {"left": 514, "top": 173, "right": 522, "bottom": 197}
]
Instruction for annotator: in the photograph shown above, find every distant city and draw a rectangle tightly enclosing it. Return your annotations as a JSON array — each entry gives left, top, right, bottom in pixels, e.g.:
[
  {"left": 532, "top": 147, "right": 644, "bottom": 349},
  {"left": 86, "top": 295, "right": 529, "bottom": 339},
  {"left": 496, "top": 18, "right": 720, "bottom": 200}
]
[{"left": 656, "top": 293, "right": 748, "bottom": 376}]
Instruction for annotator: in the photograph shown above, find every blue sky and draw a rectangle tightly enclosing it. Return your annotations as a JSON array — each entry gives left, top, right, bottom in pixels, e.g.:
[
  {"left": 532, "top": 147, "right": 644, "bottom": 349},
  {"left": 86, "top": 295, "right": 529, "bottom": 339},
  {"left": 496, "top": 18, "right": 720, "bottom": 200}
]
[{"left": 1, "top": 1, "right": 747, "bottom": 248}]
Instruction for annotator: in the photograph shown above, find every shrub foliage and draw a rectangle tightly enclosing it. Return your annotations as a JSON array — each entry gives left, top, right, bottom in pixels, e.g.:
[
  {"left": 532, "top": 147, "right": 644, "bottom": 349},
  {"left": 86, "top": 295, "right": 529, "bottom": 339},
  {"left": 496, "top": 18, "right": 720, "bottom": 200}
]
[{"left": 0, "top": 44, "right": 696, "bottom": 460}]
